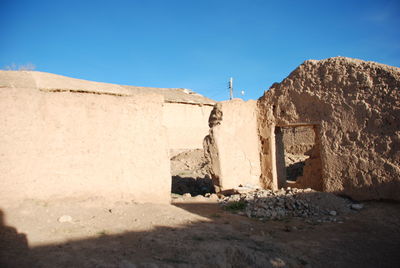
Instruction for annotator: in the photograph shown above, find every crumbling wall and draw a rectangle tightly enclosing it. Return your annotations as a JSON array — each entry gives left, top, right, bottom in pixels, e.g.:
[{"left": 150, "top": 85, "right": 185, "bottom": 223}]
[
  {"left": 281, "top": 126, "right": 315, "bottom": 154},
  {"left": 295, "top": 138, "right": 323, "bottom": 191},
  {"left": 162, "top": 103, "right": 213, "bottom": 153},
  {"left": 204, "top": 99, "right": 262, "bottom": 191},
  {"left": 258, "top": 57, "right": 400, "bottom": 200},
  {"left": 0, "top": 88, "right": 171, "bottom": 204}
]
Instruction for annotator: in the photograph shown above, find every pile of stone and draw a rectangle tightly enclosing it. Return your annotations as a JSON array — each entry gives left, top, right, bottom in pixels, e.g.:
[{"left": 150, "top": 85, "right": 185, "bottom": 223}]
[
  {"left": 220, "top": 187, "right": 359, "bottom": 223},
  {"left": 170, "top": 149, "right": 210, "bottom": 178}
]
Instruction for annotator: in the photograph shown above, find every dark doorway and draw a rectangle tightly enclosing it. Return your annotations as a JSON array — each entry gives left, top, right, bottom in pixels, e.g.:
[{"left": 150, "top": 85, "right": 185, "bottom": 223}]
[
  {"left": 274, "top": 125, "right": 322, "bottom": 190},
  {"left": 170, "top": 149, "right": 215, "bottom": 196}
]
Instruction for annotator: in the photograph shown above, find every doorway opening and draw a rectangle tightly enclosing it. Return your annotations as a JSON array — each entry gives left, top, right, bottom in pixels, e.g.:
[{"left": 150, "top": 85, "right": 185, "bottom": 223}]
[
  {"left": 169, "top": 149, "right": 215, "bottom": 197},
  {"left": 274, "top": 124, "right": 323, "bottom": 190}
]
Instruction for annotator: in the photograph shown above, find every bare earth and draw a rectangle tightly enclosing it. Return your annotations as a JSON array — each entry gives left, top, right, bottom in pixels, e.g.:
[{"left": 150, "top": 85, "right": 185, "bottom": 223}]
[{"left": 1, "top": 196, "right": 399, "bottom": 268}]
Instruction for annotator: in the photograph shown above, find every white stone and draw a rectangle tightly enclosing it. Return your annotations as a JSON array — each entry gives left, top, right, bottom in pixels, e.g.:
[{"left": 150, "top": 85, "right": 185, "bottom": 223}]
[
  {"left": 351, "top": 204, "right": 364, "bottom": 210},
  {"left": 209, "top": 193, "right": 219, "bottom": 200},
  {"left": 58, "top": 215, "right": 73, "bottom": 223}
]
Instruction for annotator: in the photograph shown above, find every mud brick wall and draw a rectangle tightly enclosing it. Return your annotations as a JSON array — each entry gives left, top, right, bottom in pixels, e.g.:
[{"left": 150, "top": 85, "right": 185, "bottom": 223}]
[
  {"left": 258, "top": 57, "right": 400, "bottom": 200},
  {"left": 0, "top": 88, "right": 171, "bottom": 204},
  {"left": 204, "top": 99, "right": 262, "bottom": 191}
]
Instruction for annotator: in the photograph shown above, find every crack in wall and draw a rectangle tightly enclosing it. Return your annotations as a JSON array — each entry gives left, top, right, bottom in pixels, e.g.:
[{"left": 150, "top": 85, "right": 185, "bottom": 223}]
[{"left": 39, "top": 88, "right": 130, "bottom": 97}]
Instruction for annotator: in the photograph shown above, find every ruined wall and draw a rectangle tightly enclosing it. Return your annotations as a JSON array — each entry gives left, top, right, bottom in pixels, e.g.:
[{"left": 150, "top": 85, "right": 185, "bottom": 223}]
[
  {"left": 204, "top": 99, "right": 262, "bottom": 191},
  {"left": 163, "top": 103, "right": 213, "bottom": 153},
  {"left": 258, "top": 57, "right": 400, "bottom": 200},
  {"left": 0, "top": 88, "right": 171, "bottom": 204},
  {"left": 281, "top": 126, "right": 315, "bottom": 154}
]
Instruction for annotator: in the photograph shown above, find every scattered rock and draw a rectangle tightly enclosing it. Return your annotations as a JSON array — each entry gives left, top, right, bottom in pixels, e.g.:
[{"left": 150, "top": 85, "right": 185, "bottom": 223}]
[
  {"left": 233, "top": 184, "right": 261, "bottom": 194},
  {"left": 183, "top": 193, "right": 192, "bottom": 198},
  {"left": 220, "top": 188, "right": 351, "bottom": 223}
]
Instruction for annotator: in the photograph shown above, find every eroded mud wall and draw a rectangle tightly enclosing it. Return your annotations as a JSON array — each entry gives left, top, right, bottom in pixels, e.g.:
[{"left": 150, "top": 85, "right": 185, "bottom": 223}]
[
  {"left": 258, "top": 57, "right": 400, "bottom": 200},
  {"left": 204, "top": 99, "right": 262, "bottom": 190},
  {"left": 163, "top": 103, "right": 213, "bottom": 153},
  {"left": 281, "top": 127, "right": 315, "bottom": 154},
  {"left": 0, "top": 88, "right": 171, "bottom": 204}
]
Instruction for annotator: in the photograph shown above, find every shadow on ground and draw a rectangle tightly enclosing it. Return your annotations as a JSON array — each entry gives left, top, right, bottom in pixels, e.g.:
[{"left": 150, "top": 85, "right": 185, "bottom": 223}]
[
  {"left": 1, "top": 197, "right": 400, "bottom": 268},
  {"left": 171, "top": 175, "right": 214, "bottom": 196}
]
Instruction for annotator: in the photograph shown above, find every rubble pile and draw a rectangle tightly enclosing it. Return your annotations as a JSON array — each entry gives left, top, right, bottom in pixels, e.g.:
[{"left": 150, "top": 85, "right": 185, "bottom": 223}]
[
  {"left": 170, "top": 149, "right": 210, "bottom": 178},
  {"left": 220, "top": 187, "right": 355, "bottom": 223}
]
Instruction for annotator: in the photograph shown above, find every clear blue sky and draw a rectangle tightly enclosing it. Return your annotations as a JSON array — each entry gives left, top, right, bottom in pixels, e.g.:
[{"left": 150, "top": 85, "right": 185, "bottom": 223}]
[{"left": 1, "top": 0, "right": 399, "bottom": 101}]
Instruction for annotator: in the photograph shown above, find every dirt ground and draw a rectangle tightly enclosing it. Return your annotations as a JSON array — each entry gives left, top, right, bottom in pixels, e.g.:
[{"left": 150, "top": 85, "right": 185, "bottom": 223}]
[
  {"left": 1, "top": 195, "right": 399, "bottom": 268},
  {"left": 1, "top": 150, "right": 399, "bottom": 267}
]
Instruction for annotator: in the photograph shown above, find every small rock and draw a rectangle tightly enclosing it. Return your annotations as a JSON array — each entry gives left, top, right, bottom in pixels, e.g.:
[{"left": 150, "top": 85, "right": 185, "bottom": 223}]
[
  {"left": 233, "top": 186, "right": 253, "bottom": 194},
  {"left": 209, "top": 193, "right": 219, "bottom": 200},
  {"left": 329, "top": 210, "right": 337, "bottom": 216},
  {"left": 193, "top": 195, "right": 206, "bottom": 201},
  {"left": 58, "top": 215, "right": 73, "bottom": 223},
  {"left": 183, "top": 193, "right": 191, "bottom": 198},
  {"left": 351, "top": 204, "right": 364, "bottom": 210}
]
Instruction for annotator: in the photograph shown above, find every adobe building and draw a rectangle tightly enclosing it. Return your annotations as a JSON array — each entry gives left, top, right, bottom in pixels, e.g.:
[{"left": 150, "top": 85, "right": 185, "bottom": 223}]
[
  {"left": 205, "top": 57, "right": 400, "bottom": 201},
  {"left": 1, "top": 57, "right": 398, "bottom": 204},
  {"left": 0, "top": 71, "right": 214, "bottom": 204}
]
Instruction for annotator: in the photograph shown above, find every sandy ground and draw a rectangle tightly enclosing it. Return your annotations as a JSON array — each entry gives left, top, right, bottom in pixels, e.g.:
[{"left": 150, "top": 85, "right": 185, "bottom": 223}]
[{"left": 1, "top": 195, "right": 399, "bottom": 268}]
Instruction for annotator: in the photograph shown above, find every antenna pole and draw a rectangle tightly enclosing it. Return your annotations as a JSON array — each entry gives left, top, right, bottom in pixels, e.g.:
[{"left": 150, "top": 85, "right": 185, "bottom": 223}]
[{"left": 229, "top": 77, "right": 233, "bottom": 100}]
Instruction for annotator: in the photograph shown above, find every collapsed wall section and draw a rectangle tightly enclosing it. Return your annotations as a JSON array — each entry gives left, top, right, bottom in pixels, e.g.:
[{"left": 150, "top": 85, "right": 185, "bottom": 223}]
[
  {"left": 258, "top": 57, "right": 400, "bottom": 201},
  {"left": 204, "top": 99, "right": 262, "bottom": 191},
  {"left": 0, "top": 88, "right": 171, "bottom": 204}
]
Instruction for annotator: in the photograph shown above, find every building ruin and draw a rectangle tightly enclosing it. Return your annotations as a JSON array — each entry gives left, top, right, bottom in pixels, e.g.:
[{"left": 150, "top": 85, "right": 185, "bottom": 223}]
[
  {"left": 0, "top": 57, "right": 398, "bottom": 204},
  {"left": 205, "top": 57, "right": 400, "bottom": 201},
  {"left": 0, "top": 71, "right": 214, "bottom": 204}
]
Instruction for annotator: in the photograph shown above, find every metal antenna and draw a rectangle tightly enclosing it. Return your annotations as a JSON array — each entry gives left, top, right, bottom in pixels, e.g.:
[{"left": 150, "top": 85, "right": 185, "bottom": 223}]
[{"left": 228, "top": 77, "right": 233, "bottom": 100}]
